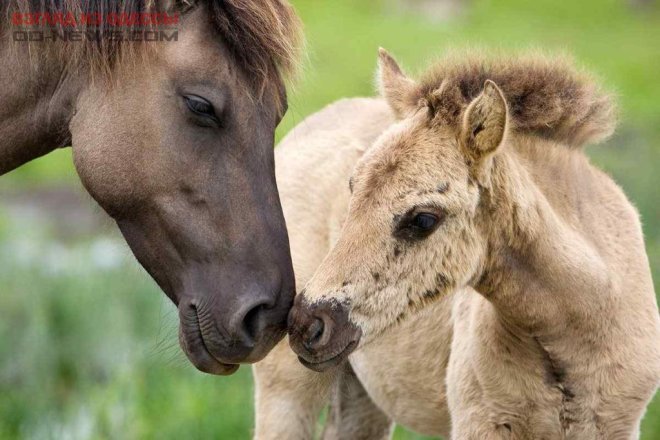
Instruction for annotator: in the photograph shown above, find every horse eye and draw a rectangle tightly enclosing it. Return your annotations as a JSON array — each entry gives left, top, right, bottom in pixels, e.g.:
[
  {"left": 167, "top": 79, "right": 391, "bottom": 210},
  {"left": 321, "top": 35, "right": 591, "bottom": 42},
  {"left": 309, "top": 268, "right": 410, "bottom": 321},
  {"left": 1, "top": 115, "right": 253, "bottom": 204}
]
[{"left": 184, "top": 95, "right": 217, "bottom": 120}]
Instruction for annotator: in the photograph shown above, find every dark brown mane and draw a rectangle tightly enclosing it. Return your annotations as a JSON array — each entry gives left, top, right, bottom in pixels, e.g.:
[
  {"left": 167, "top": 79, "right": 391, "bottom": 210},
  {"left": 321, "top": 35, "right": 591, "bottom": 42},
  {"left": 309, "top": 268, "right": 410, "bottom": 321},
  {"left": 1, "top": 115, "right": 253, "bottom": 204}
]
[
  {"left": 3, "top": 0, "right": 302, "bottom": 87},
  {"left": 418, "top": 51, "right": 616, "bottom": 147},
  {"left": 208, "top": 0, "right": 302, "bottom": 87}
]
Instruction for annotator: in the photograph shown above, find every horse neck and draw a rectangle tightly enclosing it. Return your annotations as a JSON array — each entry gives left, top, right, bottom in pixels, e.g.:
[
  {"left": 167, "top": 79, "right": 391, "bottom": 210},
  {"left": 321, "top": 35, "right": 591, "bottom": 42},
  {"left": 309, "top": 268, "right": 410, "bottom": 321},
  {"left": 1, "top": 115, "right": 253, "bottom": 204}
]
[
  {"left": 473, "top": 136, "right": 610, "bottom": 338},
  {"left": 0, "top": 40, "right": 84, "bottom": 175}
]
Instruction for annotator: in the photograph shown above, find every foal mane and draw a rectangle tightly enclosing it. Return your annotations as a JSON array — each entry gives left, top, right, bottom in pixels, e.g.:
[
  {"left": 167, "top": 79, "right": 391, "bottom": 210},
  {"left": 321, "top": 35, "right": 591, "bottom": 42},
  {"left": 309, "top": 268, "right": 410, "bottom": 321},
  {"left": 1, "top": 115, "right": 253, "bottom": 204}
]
[
  {"left": 419, "top": 51, "right": 617, "bottom": 147},
  {"left": 3, "top": 0, "right": 302, "bottom": 88}
]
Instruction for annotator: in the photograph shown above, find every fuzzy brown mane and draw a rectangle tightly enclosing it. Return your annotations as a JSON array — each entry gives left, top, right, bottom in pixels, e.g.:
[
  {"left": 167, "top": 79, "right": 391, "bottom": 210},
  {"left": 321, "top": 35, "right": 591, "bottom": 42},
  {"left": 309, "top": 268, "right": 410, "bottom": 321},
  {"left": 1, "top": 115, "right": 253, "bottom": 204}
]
[
  {"left": 3, "top": 0, "right": 302, "bottom": 87},
  {"left": 418, "top": 51, "right": 617, "bottom": 147},
  {"left": 208, "top": 0, "right": 302, "bottom": 86}
]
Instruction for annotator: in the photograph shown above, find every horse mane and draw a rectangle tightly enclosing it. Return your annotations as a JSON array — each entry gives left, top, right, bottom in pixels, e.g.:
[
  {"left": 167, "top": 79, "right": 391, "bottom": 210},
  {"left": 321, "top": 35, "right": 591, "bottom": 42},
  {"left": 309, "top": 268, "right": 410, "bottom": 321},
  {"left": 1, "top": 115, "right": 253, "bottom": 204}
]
[
  {"left": 418, "top": 50, "right": 617, "bottom": 147},
  {"left": 208, "top": 0, "right": 302, "bottom": 86},
  {"left": 3, "top": 0, "right": 302, "bottom": 88}
]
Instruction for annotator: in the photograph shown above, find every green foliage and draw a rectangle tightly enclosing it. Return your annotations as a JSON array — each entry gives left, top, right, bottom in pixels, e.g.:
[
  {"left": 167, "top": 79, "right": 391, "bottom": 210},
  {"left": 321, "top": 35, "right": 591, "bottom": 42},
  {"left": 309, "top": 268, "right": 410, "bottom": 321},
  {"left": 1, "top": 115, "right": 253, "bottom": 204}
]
[{"left": 1, "top": 0, "right": 659, "bottom": 438}]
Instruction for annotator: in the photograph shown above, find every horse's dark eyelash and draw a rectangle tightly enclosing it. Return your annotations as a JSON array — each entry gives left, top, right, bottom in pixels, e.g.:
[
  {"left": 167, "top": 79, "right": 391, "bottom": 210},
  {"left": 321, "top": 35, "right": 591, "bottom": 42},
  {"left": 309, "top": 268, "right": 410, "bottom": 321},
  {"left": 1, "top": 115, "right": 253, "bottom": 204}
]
[
  {"left": 185, "top": 96, "right": 214, "bottom": 114},
  {"left": 184, "top": 95, "right": 221, "bottom": 126}
]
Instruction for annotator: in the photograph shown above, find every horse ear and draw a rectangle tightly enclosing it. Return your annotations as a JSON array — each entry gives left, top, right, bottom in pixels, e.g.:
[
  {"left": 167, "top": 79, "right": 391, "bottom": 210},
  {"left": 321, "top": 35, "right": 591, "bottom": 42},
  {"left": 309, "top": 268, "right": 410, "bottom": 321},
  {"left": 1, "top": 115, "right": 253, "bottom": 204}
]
[
  {"left": 461, "top": 80, "right": 508, "bottom": 160},
  {"left": 377, "top": 48, "right": 419, "bottom": 118}
]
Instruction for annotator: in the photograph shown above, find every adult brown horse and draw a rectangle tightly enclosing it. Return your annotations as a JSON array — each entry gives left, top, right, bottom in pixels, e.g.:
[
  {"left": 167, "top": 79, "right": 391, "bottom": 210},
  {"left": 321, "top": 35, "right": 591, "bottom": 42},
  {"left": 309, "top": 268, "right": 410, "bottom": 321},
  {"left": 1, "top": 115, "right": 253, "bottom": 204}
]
[{"left": 0, "top": 1, "right": 301, "bottom": 375}]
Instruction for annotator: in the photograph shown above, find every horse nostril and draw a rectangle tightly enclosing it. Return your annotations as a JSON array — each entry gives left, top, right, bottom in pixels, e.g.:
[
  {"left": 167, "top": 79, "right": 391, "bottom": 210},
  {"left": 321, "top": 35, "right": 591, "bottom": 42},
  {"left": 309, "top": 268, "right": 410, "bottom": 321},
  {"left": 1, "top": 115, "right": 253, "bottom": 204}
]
[{"left": 241, "top": 304, "right": 266, "bottom": 346}]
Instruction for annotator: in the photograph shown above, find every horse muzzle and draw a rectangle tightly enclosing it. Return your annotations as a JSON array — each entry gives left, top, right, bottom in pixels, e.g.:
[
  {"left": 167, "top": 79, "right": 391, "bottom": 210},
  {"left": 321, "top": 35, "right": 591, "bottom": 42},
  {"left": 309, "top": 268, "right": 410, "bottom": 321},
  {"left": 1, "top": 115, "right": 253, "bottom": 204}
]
[{"left": 178, "top": 291, "right": 290, "bottom": 375}]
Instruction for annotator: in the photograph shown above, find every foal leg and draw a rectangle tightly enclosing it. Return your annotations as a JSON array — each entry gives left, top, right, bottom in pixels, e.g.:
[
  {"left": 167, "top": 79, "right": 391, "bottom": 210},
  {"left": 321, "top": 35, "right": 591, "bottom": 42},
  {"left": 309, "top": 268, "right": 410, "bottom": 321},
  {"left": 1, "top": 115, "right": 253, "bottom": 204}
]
[
  {"left": 253, "top": 338, "right": 338, "bottom": 440},
  {"left": 321, "top": 363, "right": 394, "bottom": 440}
]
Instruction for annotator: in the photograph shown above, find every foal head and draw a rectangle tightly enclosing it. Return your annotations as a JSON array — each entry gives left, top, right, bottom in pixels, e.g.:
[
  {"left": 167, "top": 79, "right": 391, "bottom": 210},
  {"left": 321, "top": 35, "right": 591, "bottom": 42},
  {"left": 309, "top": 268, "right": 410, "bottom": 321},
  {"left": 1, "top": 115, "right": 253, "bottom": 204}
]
[
  {"left": 288, "top": 49, "right": 510, "bottom": 371},
  {"left": 66, "top": 1, "right": 301, "bottom": 374}
]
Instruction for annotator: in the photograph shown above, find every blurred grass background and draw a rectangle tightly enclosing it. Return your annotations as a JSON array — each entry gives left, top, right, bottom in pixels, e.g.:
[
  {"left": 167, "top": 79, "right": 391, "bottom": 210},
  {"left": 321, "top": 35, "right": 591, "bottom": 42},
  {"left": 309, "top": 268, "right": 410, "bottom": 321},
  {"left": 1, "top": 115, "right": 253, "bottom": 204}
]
[{"left": 1, "top": 0, "right": 658, "bottom": 438}]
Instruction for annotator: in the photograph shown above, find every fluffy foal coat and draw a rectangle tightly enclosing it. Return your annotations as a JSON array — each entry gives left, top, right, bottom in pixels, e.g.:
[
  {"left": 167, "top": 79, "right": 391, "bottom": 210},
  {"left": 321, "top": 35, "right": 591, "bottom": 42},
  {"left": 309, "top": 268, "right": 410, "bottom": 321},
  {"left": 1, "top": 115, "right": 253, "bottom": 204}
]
[{"left": 267, "top": 50, "right": 660, "bottom": 439}]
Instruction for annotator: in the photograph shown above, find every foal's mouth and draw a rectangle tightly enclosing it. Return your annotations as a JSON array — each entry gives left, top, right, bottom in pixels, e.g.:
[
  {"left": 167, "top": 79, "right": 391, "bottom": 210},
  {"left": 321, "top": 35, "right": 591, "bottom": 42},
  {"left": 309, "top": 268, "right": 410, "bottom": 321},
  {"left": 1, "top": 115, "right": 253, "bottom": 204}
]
[{"left": 297, "top": 339, "right": 359, "bottom": 372}]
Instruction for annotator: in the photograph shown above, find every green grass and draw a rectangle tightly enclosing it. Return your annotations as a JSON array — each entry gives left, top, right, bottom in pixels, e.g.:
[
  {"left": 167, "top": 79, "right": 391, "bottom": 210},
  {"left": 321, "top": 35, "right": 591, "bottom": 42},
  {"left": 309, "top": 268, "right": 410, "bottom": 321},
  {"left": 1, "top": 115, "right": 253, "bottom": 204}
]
[
  {"left": 0, "top": 231, "right": 255, "bottom": 439},
  {"left": 1, "top": 0, "right": 659, "bottom": 438}
]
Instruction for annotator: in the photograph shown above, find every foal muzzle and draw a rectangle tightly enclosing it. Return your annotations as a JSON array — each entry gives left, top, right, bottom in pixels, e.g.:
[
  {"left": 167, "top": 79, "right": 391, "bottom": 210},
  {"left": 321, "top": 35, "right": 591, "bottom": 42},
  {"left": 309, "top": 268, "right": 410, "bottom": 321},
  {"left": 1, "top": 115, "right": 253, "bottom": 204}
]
[{"left": 287, "top": 295, "right": 361, "bottom": 372}]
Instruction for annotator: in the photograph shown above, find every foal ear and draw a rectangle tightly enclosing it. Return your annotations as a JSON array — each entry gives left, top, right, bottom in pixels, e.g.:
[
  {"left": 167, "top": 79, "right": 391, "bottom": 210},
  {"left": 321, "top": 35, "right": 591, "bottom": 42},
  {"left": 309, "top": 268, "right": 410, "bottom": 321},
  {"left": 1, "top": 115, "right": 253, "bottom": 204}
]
[
  {"left": 461, "top": 80, "right": 508, "bottom": 160},
  {"left": 377, "top": 48, "right": 420, "bottom": 118}
]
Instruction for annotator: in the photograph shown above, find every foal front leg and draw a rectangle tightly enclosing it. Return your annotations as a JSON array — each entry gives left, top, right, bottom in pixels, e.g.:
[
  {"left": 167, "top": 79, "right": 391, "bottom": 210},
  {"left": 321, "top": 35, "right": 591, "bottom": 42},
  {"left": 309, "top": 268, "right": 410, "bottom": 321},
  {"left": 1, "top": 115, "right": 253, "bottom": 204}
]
[
  {"left": 253, "top": 339, "right": 394, "bottom": 440},
  {"left": 321, "top": 363, "right": 394, "bottom": 440},
  {"left": 253, "top": 337, "right": 338, "bottom": 440}
]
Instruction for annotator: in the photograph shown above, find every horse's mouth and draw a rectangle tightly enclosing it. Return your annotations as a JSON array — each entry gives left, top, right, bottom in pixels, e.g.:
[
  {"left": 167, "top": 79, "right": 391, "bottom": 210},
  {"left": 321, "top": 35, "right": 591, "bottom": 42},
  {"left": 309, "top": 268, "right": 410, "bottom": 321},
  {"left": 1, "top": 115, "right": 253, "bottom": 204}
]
[
  {"left": 178, "top": 316, "right": 240, "bottom": 376},
  {"left": 297, "top": 339, "right": 358, "bottom": 372}
]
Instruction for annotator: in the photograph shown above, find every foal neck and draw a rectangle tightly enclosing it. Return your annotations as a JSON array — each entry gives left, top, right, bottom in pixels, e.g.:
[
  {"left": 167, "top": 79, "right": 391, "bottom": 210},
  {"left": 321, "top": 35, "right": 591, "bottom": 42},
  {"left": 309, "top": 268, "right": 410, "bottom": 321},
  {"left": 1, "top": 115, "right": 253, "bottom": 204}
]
[{"left": 472, "top": 135, "right": 609, "bottom": 337}]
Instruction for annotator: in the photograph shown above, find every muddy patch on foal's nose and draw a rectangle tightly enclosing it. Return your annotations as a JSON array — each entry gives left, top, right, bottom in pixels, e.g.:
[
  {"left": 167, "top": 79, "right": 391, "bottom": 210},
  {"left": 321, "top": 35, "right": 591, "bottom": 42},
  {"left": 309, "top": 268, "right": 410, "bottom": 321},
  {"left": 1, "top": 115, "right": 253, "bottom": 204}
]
[{"left": 287, "top": 295, "right": 361, "bottom": 372}]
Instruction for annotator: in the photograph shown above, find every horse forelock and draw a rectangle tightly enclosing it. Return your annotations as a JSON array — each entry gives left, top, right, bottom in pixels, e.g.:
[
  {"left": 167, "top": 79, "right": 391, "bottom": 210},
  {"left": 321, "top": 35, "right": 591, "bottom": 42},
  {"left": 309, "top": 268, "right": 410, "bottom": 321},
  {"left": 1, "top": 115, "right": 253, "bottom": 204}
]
[
  {"left": 3, "top": 0, "right": 302, "bottom": 96},
  {"left": 207, "top": 0, "right": 303, "bottom": 91}
]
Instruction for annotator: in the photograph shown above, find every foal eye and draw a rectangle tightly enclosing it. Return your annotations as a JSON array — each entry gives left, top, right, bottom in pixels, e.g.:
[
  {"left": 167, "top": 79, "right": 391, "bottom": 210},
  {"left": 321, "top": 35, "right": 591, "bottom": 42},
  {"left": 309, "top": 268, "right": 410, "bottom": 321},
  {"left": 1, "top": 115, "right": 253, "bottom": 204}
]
[
  {"left": 393, "top": 210, "right": 444, "bottom": 241},
  {"left": 411, "top": 213, "right": 438, "bottom": 231},
  {"left": 184, "top": 95, "right": 218, "bottom": 121}
]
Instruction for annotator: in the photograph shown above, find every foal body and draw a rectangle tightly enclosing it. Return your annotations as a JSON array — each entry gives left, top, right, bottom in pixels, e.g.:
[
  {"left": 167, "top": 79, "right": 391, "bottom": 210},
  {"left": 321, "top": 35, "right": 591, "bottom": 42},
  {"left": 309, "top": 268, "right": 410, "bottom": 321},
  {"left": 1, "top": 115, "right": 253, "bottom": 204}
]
[
  {"left": 272, "top": 51, "right": 660, "bottom": 439},
  {"left": 438, "top": 137, "right": 658, "bottom": 438},
  {"left": 258, "top": 97, "right": 657, "bottom": 439}
]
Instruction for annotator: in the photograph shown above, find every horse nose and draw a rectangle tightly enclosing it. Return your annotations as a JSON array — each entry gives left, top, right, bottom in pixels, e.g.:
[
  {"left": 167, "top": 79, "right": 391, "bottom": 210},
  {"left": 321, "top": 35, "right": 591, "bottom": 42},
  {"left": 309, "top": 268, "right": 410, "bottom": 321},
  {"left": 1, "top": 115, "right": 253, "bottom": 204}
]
[{"left": 232, "top": 296, "right": 277, "bottom": 347}]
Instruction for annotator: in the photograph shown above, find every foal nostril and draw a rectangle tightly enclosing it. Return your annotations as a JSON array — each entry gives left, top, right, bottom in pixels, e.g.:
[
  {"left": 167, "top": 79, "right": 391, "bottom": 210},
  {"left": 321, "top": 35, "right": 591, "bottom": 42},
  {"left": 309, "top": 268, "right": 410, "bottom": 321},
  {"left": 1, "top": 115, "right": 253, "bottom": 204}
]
[
  {"left": 303, "top": 314, "right": 334, "bottom": 351},
  {"left": 304, "top": 318, "right": 325, "bottom": 350}
]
